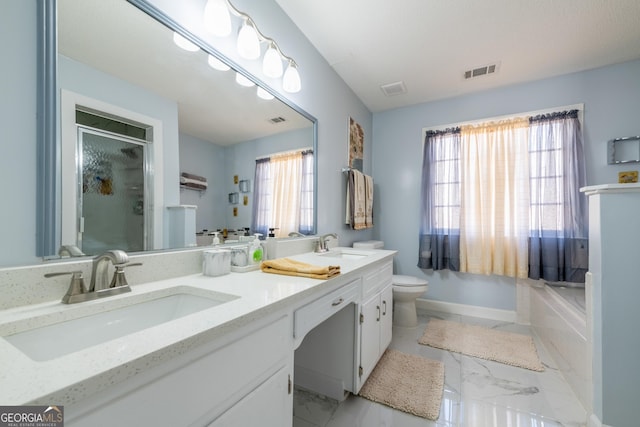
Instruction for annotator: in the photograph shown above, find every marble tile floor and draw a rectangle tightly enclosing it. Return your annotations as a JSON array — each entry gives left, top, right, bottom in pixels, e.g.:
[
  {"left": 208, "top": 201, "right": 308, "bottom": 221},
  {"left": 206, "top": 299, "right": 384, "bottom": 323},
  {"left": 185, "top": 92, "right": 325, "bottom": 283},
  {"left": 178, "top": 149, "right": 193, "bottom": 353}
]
[{"left": 293, "top": 309, "right": 587, "bottom": 427}]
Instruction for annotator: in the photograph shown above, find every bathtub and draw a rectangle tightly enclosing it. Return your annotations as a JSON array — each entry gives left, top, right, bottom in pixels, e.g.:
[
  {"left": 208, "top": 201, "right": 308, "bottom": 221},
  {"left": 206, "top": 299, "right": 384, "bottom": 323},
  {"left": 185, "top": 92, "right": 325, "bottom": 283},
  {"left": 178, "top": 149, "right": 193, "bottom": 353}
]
[{"left": 529, "top": 277, "right": 591, "bottom": 413}]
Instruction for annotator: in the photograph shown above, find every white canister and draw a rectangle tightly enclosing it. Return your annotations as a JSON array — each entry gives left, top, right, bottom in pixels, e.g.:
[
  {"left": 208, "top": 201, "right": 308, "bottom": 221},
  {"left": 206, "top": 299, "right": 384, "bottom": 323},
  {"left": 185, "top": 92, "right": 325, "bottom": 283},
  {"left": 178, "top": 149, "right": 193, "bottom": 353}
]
[
  {"left": 202, "top": 249, "right": 231, "bottom": 277},
  {"left": 229, "top": 246, "right": 249, "bottom": 267}
]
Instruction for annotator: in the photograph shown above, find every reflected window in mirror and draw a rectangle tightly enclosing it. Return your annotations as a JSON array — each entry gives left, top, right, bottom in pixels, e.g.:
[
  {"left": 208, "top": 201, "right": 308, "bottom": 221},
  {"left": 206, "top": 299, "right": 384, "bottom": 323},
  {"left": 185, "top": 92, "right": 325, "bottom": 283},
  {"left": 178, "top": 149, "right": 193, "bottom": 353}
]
[{"left": 252, "top": 149, "right": 314, "bottom": 238}]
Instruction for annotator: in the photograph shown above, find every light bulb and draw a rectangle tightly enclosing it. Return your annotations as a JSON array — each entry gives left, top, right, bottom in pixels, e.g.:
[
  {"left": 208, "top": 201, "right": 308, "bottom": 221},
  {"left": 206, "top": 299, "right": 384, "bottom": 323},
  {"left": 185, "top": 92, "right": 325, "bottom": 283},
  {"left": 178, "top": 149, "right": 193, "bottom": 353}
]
[
  {"left": 257, "top": 87, "right": 274, "bottom": 100},
  {"left": 262, "top": 44, "right": 283, "bottom": 78},
  {"left": 235, "top": 72, "right": 255, "bottom": 87},
  {"left": 208, "top": 54, "right": 230, "bottom": 71},
  {"left": 203, "top": 0, "right": 231, "bottom": 37},
  {"left": 173, "top": 32, "right": 199, "bottom": 52},
  {"left": 282, "top": 62, "right": 301, "bottom": 93},
  {"left": 237, "top": 21, "right": 260, "bottom": 60}
]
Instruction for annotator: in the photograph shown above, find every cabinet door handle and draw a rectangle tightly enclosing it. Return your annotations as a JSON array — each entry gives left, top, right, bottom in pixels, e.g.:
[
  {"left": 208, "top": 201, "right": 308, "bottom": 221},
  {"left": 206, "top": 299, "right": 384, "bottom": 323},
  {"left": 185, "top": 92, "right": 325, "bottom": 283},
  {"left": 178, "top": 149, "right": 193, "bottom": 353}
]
[
  {"left": 382, "top": 300, "right": 387, "bottom": 316},
  {"left": 331, "top": 297, "right": 344, "bottom": 306},
  {"left": 376, "top": 305, "right": 381, "bottom": 321}
]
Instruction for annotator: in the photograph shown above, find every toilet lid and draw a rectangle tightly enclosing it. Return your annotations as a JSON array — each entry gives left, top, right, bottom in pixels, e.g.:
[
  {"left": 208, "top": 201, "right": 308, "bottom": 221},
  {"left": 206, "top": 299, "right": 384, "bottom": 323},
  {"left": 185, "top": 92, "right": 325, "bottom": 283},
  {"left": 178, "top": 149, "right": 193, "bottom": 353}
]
[{"left": 392, "top": 275, "right": 428, "bottom": 287}]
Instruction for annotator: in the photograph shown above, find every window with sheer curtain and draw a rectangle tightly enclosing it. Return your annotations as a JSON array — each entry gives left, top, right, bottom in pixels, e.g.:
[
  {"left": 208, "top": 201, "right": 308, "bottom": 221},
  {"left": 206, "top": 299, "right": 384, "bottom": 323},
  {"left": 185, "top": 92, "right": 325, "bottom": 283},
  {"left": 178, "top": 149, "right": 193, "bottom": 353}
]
[
  {"left": 251, "top": 149, "right": 314, "bottom": 237},
  {"left": 418, "top": 109, "right": 588, "bottom": 282}
]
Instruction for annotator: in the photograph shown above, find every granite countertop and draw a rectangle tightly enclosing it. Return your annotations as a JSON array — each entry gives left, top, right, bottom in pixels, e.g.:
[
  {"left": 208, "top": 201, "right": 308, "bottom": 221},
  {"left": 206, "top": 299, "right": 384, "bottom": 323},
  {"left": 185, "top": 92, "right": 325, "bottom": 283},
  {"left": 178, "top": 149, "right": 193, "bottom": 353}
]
[{"left": 0, "top": 248, "right": 395, "bottom": 406}]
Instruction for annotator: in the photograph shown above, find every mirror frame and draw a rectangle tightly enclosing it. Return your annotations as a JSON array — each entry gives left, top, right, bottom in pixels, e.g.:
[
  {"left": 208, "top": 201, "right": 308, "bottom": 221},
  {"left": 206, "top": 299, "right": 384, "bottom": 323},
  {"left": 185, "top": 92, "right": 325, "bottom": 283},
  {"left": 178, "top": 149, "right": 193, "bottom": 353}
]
[{"left": 37, "top": 0, "right": 318, "bottom": 259}]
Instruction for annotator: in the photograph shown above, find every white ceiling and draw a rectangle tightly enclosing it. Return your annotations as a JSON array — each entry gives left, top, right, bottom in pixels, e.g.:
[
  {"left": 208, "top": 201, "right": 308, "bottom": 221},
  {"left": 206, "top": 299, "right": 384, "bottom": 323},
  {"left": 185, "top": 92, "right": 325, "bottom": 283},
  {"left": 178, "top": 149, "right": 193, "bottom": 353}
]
[{"left": 275, "top": 0, "right": 640, "bottom": 113}]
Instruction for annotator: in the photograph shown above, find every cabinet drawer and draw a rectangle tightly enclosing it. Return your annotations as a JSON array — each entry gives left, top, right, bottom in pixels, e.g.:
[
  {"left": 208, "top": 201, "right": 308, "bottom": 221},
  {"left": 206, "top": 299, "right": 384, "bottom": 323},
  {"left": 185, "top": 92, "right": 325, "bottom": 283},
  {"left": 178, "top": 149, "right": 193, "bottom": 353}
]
[
  {"left": 294, "top": 279, "right": 359, "bottom": 341},
  {"left": 362, "top": 261, "right": 392, "bottom": 299}
]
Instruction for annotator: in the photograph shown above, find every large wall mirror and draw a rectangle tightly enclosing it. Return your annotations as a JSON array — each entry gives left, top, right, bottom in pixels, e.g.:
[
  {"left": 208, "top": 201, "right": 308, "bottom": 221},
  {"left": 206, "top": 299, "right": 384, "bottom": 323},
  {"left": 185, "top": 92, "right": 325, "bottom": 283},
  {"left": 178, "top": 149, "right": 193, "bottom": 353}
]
[{"left": 34, "top": 0, "right": 316, "bottom": 262}]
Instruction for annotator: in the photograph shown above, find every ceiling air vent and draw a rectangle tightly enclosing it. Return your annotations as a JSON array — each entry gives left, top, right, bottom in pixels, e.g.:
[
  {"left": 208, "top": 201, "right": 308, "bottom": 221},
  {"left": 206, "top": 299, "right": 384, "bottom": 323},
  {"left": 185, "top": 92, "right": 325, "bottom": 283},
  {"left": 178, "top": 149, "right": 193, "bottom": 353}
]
[
  {"left": 464, "top": 62, "right": 499, "bottom": 80},
  {"left": 380, "top": 81, "right": 407, "bottom": 97},
  {"left": 268, "top": 116, "right": 286, "bottom": 124}
]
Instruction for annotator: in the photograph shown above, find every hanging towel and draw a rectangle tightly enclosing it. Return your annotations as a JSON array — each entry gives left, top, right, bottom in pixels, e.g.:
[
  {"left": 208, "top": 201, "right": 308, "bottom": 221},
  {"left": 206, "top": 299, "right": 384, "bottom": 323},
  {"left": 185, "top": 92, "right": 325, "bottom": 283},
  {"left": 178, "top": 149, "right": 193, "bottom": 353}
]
[
  {"left": 261, "top": 258, "right": 340, "bottom": 279},
  {"left": 347, "top": 169, "right": 367, "bottom": 230},
  {"left": 364, "top": 174, "right": 374, "bottom": 228}
]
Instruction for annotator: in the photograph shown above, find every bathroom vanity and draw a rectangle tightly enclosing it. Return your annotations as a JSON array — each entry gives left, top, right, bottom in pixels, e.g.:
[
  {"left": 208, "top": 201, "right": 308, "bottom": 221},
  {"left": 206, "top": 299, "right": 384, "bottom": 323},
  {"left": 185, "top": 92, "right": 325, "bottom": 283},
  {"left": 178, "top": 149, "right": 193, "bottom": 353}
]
[{"left": 0, "top": 246, "right": 395, "bottom": 426}]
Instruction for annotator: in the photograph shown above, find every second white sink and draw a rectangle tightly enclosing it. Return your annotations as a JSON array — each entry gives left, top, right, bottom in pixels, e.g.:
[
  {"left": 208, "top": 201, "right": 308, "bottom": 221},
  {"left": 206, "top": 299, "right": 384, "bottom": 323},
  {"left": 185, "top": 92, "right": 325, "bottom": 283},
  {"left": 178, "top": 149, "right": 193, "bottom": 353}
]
[
  {"left": 3, "top": 287, "right": 238, "bottom": 362},
  {"left": 317, "top": 248, "right": 374, "bottom": 259}
]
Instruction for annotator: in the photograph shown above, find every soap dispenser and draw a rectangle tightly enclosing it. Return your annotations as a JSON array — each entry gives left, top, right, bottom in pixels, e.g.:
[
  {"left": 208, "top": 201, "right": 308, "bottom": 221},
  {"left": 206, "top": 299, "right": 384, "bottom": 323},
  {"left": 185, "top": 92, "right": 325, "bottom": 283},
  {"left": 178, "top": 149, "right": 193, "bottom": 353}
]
[
  {"left": 212, "top": 231, "right": 220, "bottom": 245},
  {"left": 249, "top": 233, "right": 264, "bottom": 264}
]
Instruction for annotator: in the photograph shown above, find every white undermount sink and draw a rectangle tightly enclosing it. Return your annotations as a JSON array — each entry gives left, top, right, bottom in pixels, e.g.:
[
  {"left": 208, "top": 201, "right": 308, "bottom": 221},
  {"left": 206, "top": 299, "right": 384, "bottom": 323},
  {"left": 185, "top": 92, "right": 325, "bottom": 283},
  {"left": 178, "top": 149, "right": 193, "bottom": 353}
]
[
  {"left": 317, "top": 248, "right": 375, "bottom": 259},
  {"left": 2, "top": 287, "right": 239, "bottom": 362}
]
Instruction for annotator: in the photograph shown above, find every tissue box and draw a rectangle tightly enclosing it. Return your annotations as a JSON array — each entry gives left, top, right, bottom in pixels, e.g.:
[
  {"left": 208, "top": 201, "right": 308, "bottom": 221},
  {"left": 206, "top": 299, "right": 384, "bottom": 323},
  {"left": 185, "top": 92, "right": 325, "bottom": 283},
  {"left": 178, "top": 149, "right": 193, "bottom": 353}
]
[{"left": 202, "top": 249, "right": 231, "bottom": 277}]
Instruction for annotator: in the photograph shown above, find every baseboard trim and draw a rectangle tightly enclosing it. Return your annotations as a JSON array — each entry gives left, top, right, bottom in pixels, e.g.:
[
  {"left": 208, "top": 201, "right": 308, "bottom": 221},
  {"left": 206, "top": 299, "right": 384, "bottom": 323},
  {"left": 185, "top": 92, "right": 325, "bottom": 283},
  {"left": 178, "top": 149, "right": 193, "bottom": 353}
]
[{"left": 416, "top": 298, "right": 517, "bottom": 323}]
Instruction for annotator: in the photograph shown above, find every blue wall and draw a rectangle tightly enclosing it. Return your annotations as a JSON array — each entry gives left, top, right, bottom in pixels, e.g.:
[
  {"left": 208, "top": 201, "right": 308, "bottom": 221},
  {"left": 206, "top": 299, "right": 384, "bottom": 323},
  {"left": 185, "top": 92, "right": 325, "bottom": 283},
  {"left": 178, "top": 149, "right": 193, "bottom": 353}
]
[
  {"left": 0, "top": 0, "right": 39, "bottom": 267},
  {"left": 179, "top": 127, "right": 312, "bottom": 233},
  {"left": 178, "top": 133, "right": 227, "bottom": 233},
  {"left": 373, "top": 59, "right": 640, "bottom": 311}
]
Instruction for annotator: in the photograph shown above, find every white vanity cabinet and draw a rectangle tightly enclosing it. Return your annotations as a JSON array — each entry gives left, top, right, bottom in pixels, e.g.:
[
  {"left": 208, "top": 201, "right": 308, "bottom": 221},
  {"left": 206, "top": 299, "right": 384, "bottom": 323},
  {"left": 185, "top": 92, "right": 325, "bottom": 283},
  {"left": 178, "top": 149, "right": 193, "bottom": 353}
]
[
  {"left": 357, "top": 261, "right": 393, "bottom": 390},
  {"left": 66, "top": 315, "right": 293, "bottom": 427},
  {"left": 293, "top": 259, "right": 394, "bottom": 399}
]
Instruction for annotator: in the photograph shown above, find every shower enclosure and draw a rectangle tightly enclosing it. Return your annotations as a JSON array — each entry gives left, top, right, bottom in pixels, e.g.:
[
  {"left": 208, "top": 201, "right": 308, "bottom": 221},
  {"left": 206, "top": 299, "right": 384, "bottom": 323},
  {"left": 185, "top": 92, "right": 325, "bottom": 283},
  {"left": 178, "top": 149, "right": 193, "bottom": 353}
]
[{"left": 76, "top": 119, "right": 150, "bottom": 255}]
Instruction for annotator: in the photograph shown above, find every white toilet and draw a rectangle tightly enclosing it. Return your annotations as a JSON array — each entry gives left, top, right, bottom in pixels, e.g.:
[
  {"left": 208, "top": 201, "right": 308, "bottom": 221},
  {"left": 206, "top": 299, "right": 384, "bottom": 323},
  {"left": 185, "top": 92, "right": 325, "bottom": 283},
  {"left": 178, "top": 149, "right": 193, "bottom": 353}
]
[{"left": 353, "top": 241, "right": 428, "bottom": 328}]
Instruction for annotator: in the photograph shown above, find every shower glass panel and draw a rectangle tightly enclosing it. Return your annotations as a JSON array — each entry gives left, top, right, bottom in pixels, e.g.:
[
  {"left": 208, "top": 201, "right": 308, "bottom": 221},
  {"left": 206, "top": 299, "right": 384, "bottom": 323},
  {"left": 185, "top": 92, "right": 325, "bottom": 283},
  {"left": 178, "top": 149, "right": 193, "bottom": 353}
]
[{"left": 78, "top": 127, "right": 147, "bottom": 255}]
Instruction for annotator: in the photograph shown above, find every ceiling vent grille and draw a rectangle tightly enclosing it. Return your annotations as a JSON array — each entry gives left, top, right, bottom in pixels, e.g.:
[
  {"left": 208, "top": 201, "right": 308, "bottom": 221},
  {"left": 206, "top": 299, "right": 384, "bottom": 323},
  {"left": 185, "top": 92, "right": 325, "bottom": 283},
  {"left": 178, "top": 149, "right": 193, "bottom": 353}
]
[
  {"left": 464, "top": 63, "right": 499, "bottom": 80},
  {"left": 380, "top": 81, "right": 407, "bottom": 97},
  {"left": 268, "top": 116, "right": 286, "bottom": 124}
]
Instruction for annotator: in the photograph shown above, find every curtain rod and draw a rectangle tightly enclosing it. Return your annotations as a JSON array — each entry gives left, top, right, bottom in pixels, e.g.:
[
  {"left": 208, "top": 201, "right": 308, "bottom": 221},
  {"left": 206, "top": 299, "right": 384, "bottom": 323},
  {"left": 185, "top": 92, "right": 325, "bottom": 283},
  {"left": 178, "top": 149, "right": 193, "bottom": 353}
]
[{"left": 255, "top": 147, "right": 313, "bottom": 161}]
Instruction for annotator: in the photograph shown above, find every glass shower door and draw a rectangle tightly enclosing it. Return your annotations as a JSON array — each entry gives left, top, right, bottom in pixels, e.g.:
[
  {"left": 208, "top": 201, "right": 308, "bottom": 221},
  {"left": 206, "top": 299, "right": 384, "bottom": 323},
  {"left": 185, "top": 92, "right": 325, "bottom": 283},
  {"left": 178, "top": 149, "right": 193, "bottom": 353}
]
[{"left": 78, "top": 128, "right": 147, "bottom": 255}]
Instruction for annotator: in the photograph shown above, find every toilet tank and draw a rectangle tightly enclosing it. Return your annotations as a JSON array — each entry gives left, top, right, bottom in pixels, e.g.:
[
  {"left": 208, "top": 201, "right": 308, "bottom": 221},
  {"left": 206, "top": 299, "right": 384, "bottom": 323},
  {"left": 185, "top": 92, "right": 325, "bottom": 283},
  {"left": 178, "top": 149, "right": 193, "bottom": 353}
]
[{"left": 353, "top": 240, "right": 384, "bottom": 250}]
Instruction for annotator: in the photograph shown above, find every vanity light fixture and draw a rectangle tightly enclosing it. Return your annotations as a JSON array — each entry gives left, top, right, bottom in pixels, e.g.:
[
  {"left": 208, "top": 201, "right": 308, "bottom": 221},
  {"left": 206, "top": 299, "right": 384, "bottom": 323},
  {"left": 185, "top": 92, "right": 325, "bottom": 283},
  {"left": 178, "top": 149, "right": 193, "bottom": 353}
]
[
  {"left": 282, "top": 61, "right": 301, "bottom": 93},
  {"left": 263, "top": 43, "right": 283, "bottom": 78},
  {"left": 203, "top": 0, "right": 231, "bottom": 37},
  {"left": 236, "top": 19, "right": 260, "bottom": 60},
  {"left": 207, "top": 54, "right": 230, "bottom": 71},
  {"left": 202, "top": 0, "right": 302, "bottom": 93},
  {"left": 172, "top": 32, "right": 200, "bottom": 52}
]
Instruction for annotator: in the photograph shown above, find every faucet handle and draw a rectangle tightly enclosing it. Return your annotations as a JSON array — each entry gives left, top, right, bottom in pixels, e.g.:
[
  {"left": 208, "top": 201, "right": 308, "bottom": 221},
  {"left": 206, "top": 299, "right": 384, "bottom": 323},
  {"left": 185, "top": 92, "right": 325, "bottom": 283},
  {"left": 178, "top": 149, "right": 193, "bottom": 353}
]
[
  {"left": 109, "top": 262, "right": 142, "bottom": 288},
  {"left": 45, "top": 271, "right": 86, "bottom": 304}
]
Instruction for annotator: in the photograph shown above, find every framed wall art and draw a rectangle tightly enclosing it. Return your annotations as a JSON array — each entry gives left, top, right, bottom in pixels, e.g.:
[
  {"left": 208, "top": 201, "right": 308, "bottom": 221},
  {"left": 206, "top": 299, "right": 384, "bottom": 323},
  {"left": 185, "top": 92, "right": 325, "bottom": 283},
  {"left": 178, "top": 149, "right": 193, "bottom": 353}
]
[{"left": 348, "top": 117, "right": 364, "bottom": 171}]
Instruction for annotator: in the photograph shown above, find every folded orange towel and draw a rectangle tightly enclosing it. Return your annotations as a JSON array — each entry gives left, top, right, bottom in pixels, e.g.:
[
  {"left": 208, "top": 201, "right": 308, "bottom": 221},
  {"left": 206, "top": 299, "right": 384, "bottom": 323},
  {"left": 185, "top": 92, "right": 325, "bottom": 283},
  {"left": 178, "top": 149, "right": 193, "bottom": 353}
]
[{"left": 261, "top": 258, "right": 340, "bottom": 280}]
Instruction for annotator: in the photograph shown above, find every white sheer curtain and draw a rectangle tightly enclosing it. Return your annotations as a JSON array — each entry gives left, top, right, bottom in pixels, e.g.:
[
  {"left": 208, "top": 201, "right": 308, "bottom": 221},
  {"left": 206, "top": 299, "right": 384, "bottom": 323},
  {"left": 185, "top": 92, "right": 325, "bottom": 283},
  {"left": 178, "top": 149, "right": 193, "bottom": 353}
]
[
  {"left": 252, "top": 150, "right": 314, "bottom": 237},
  {"left": 459, "top": 118, "right": 531, "bottom": 278},
  {"left": 270, "top": 151, "right": 303, "bottom": 236}
]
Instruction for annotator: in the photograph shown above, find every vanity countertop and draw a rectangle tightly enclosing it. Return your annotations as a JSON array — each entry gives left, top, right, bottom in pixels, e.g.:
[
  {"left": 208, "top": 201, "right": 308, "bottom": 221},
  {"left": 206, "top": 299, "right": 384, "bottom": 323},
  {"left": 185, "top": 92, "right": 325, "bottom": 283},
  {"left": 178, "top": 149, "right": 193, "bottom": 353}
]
[{"left": 0, "top": 249, "right": 395, "bottom": 406}]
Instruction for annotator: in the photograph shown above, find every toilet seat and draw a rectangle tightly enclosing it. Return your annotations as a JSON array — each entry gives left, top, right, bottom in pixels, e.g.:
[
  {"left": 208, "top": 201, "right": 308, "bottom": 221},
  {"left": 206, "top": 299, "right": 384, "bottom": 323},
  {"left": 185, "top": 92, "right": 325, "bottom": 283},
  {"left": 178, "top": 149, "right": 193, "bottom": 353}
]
[{"left": 392, "top": 275, "right": 428, "bottom": 287}]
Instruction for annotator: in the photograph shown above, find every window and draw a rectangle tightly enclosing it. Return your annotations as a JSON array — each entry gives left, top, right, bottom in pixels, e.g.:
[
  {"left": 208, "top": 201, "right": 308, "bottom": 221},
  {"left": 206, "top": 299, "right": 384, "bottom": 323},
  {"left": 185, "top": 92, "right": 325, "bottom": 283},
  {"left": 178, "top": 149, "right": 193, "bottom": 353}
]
[
  {"left": 251, "top": 149, "right": 314, "bottom": 237},
  {"left": 419, "top": 108, "right": 588, "bottom": 282}
]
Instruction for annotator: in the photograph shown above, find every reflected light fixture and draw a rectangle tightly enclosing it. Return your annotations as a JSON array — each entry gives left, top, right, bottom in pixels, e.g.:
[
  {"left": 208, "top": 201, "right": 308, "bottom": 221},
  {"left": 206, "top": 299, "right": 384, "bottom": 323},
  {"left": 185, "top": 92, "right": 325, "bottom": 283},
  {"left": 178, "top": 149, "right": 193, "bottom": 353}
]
[
  {"left": 256, "top": 87, "right": 274, "bottom": 100},
  {"left": 207, "top": 54, "right": 230, "bottom": 71},
  {"left": 173, "top": 32, "right": 200, "bottom": 52},
  {"left": 282, "top": 61, "right": 301, "bottom": 93},
  {"left": 202, "top": 0, "right": 302, "bottom": 92},
  {"left": 235, "top": 72, "right": 255, "bottom": 87},
  {"left": 203, "top": 0, "right": 231, "bottom": 37}
]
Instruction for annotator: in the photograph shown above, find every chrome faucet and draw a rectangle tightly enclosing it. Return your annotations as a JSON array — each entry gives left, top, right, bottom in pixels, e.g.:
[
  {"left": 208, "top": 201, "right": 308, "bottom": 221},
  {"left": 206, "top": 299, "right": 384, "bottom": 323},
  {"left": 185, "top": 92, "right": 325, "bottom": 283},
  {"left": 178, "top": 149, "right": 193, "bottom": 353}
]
[
  {"left": 45, "top": 250, "right": 141, "bottom": 304},
  {"left": 89, "top": 250, "right": 130, "bottom": 291},
  {"left": 317, "top": 233, "right": 338, "bottom": 252},
  {"left": 58, "top": 244, "right": 85, "bottom": 258}
]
